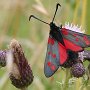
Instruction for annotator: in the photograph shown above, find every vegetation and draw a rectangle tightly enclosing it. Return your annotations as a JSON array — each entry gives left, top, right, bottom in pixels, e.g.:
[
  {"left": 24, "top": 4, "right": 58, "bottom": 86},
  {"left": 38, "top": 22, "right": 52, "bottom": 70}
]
[{"left": 0, "top": 0, "right": 90, "bottom": 90}]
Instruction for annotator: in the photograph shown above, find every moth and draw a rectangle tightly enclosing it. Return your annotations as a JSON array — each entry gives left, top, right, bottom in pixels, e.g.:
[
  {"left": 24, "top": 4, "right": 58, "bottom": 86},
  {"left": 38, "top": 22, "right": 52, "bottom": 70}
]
[{"left": 29, "top": 3, "right": 90, "bottom": 77}]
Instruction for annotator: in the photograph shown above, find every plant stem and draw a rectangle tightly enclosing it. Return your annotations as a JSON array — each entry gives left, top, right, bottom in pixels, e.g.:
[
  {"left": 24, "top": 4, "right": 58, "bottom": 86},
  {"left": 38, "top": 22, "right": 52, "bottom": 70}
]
[
  {"left": 75, "top": 78, "right": 82, "bottom": 90},
  {"left": 63, "top": 68, "right": 71, "bottom": 90}
]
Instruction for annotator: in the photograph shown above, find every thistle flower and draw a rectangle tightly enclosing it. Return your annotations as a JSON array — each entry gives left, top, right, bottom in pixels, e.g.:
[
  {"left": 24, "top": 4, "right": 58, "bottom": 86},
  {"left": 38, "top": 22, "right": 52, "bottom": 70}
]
[
  {"left": 0, "top": 50, "right": 7, "bottom": 67},
  {"left": 63, "top": 22, "right": 85, "bottom": 33},
  {"left": 8, "top": 39, "right": 34, "bottom": 89},
  {"left": 71, "top": 62, "right": 85, "bottom": 78}
]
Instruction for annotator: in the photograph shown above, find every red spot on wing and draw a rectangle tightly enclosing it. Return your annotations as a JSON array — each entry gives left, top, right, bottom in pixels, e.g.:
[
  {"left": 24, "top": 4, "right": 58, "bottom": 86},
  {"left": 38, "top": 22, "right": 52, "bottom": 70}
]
[
  {"left": 73, "top": 33, "right": 78, "bottom": 37},
  {"left": 48, "top": 37, "right": 55, "bottom": 45},
  {"left": 48, "top": 38, "right": 51, "bottom": 44},
  {"left": 85, "top": 40, "right": 90, "bottom": 45},
  {"left": 58, "top": 42, "right": 67, "bottom": 65},
  {"left": 52, "top": 54, "right": 56, "bottom": 58},
  {"left": 63, "top": 38, "right": 83, "bottom": 51},
  {"left": 51, "top": 65, "right": 56, "bottom": 71},
  {"left": 47, "top": 62, "right": 52, "bottom": 66},
  {"left": 83, "top": 36, "right": 90, "bottom": 45},
  {"left": 51, "top": 39, "right": 54, "bottom": 45},
  {"left": 47, "top": 62, "right": 56, "bottom": 71},
  {"left": 62, "top": 28, "right": 68, "bottom": 35},
  {"left": 48, "top": 51, "right": 56, "bottom": 58},
  {"left": 48, "top": 52, "right": 51, "bottom": 55},
  {"left": 75, "top": 38, "right": 79, "bottom": 42},
  {"left": 83, "top": 36, "right": 87, "bottom": 40}
]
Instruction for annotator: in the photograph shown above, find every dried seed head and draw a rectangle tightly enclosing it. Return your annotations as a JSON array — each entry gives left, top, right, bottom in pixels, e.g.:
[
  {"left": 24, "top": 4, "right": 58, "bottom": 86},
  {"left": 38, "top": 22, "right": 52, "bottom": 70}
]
[
  {"left": 71, "top": 62, "right": 85, "bottom": 78},
  {"left": 0, "top": 50, "right": 7, "bottom": 67},
  {"left": 9, "top": 39, "right": 34, "bottom": 88}
]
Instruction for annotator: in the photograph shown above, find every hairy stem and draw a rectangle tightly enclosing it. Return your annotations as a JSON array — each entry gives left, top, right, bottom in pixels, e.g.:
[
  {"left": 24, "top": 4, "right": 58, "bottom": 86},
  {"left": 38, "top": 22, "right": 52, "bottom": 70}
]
[
  {"left": 63, "top": 68, "right": 71, "bottom": 90},
  {"left": 75, "top": 78, "right": 82, "bottom": 90}
]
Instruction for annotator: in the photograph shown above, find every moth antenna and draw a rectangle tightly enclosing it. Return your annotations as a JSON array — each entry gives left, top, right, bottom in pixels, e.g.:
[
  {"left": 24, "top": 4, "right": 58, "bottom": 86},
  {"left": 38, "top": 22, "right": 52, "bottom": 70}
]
[
  {"left": 29, "top": 15, "right": 50, "bottom": 25},
  {"left": 52, "top": 3, "right": 61, "bottom": 22}
]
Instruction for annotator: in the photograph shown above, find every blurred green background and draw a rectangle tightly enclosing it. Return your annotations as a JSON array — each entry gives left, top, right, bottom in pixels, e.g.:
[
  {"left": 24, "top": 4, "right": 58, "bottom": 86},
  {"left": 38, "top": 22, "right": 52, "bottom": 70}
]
[{"left": 0, "top": 0, "right": 90, "bottom": 90}]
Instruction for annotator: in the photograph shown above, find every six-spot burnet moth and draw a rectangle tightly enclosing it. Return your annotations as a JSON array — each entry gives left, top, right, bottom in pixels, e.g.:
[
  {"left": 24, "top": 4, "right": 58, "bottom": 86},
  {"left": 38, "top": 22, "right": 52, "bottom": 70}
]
[{"left": 29, "top": 3, "right": 90, "bottom": 77}]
